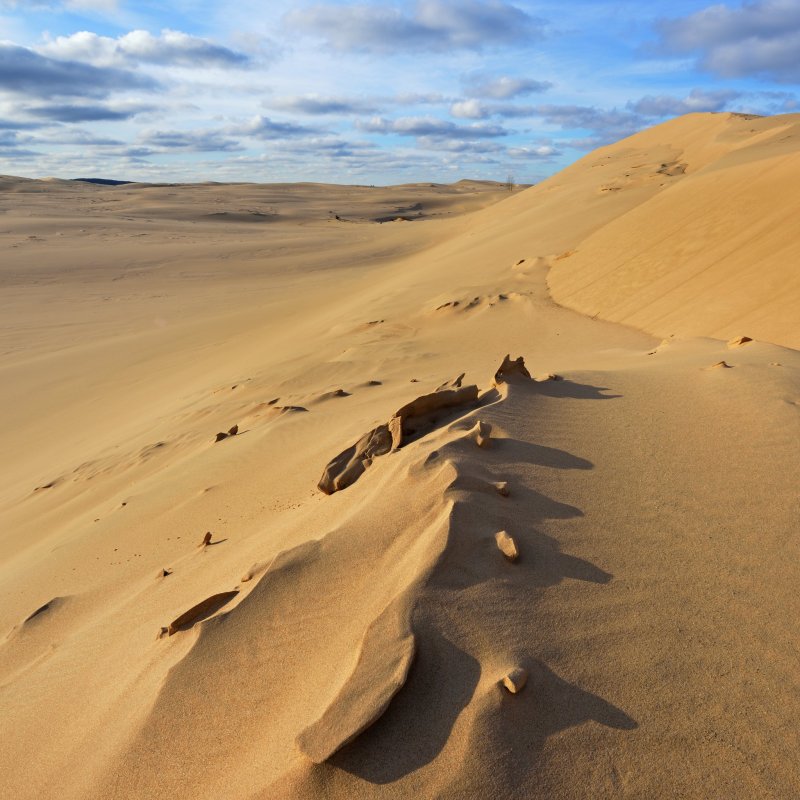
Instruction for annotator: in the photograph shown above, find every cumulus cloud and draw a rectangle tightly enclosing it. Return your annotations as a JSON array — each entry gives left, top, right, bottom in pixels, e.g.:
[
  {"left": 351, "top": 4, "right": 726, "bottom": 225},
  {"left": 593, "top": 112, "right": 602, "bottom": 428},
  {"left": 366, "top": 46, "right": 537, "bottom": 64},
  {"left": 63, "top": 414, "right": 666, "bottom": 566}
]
[
  {"left": 235, "top": 115, "right": 322, "bottom": 139},
  {"left": 0, "top": 42, "right": 156, "bottom": 98},
  {"left": 656, "top": 0, "right": 800, "bottom": 82},
  {"left": 270, "top": 95, "right": 380, "bottom": 115},
  {"left": 450, "top": 99, "right": 488, "bottom": 119},
  {"left": 415, "top": 137, "right": 505, "bottom": 153},
  {"left": 285, "top": 0, "right": 544, "bottom": 53},
  {"left": 24, "top": 103, "right": 150, "bottom": 122},
  {"left": 0, "top": 119, "right": 46, "bottom": 130},
  {"left": 629, "top": 88, "right": 741, "bottom": 117},
  {"left": 450, "top": 99, "right": 537, "bottom": 119},
  {"left": 507, "top": 143, "right": 559, "bottom": 159},
  {"left": 535, "top": 104, "right": 643, "bottom": 140},
  {"left": 463, "top": 74, "right": 551, "bottom": 99},
  {"left": 141, "top": 129, "right": 245, "bottom": 153},
  {"left": 37, "top": 128, "right": 125, "bottom": 146},
  {"left": 0, "top": 127, "right": 43, "bottom": 157},
  {"left": 39, "top": 29, "right": 250, "bottom": 68},
  {"left": 357, "top": 115, "right": 509, "bottom": 138},
  {"left": 525, "top": 104, "right": 649, "bottom": 148},
  {"left": 393, "top": 91, "right": 448, "bottom": 105}
]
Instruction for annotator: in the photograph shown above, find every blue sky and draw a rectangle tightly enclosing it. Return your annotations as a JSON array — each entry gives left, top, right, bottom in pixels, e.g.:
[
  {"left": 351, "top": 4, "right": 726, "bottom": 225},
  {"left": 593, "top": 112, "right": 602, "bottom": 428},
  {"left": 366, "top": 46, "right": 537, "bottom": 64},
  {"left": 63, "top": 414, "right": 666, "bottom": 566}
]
[{"left": 1, "top": 0, "right": 798, "bottom": 183}]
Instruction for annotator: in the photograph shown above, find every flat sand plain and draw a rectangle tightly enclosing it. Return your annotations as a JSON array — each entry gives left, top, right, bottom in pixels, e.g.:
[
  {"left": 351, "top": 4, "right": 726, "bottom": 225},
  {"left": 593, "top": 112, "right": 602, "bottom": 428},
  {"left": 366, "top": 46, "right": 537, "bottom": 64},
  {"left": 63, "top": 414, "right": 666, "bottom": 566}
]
[{"left": 1, "top": 113, "right": 798, "bottom": 799}]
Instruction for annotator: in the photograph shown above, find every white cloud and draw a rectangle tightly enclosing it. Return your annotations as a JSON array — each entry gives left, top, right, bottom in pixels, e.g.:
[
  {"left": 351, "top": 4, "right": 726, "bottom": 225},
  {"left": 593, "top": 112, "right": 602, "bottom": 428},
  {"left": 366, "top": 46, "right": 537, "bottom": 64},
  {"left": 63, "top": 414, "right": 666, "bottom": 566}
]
[
  {"left": 358, "top": 115, "right": 509, "bottom": 139},
  {"left": 450, "top": 99, "right": 488, "bottom": 119},
  {"left": 630, "top": 88, "right": 741, "bottom": 117},
  {"left": 285, "top": 0, "right": 545, "bottom": 54},
  {"left": 463, "top": 75, "right": 551, "bottom": 99},
  {"left": 39, "top": 29, "right": 250, "bottom": 68},
  {"left": 657, "top": 0, "right": 800, "bottom": 82}
]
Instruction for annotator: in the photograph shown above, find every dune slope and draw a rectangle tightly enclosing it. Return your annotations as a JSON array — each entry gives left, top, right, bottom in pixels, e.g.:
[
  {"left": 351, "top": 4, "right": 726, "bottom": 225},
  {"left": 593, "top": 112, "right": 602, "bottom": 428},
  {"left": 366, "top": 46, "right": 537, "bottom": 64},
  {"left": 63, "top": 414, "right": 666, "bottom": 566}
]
[
  {"left": 545, "top": 112, "right": 800, "bottom": 348},
  {"left": 0, "top": 115, "right": 798, "bottom": 799}
]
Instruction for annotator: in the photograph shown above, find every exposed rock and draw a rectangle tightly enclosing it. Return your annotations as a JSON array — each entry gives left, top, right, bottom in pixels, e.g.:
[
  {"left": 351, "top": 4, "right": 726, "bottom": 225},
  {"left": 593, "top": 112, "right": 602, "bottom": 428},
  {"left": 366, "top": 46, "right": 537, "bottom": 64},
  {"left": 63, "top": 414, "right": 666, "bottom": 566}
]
[
  {"left": 227, "top": 424, "right": 239, "bottom": 436},
  {"left": 494, "top": 354, "right": 531, "bottom": 384},
  {"left": 494, "top": 481, "right": 510, "bottom": 497},
  {"left": 436, "top": 373, "right": 465, "bottom": 391},
  {"left": 495, "top": 530, "right": 519, "bottom": 561},
  {"left": 166, "top": 590, "right": 239, "bottom": 636},
  {"left": 318, "top": 383, "right": 478, "bottom": 494},
  {"left": 472, "top": 420, "right": 492, "bottom": 448},
  {"left": 200, "top": 532, "right": 212, "bottom": 547},
  {"left": 390, "top": 384, "right": 479, "bottom": 448},
  {"left": 318, "top": 424, "right": 393, "bottom": 495},
  {"left": 318, "top": 355, "right": 527, "bottom": 494},
  {"left": 728, "top": 335, "right": 753, "bottom": 348},
  {"left": 502, "top": 667, "right": 528, "bottom": 694}
]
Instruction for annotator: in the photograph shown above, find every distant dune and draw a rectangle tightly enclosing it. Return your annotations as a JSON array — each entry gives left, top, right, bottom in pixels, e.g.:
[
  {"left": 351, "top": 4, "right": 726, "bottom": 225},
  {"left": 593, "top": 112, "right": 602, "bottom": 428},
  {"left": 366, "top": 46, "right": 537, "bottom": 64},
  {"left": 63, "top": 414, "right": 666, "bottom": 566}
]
[{"left": 0, "top": 113, "right": 798, "bottom": 799}]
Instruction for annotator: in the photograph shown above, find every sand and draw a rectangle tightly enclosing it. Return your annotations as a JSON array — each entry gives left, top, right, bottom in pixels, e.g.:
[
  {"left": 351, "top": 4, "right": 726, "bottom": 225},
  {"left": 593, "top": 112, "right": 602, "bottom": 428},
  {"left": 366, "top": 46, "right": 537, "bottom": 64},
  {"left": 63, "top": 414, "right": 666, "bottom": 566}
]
[{"left": 0, "top": 113, "right": 798, "bottom": 799}]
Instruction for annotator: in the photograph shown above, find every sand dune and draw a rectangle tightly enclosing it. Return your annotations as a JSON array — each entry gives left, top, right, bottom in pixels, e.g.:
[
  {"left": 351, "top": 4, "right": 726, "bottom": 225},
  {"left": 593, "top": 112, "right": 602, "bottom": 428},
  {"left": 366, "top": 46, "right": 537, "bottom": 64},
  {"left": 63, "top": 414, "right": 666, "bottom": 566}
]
[{"left": 1, "top": 114, "right": 799, "bottom": 799}]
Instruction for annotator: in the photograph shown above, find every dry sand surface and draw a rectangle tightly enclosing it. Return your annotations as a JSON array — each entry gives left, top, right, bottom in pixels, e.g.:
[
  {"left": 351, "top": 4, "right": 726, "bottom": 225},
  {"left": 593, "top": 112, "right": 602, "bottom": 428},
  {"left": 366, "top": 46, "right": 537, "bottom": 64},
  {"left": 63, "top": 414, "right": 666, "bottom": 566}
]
[{"left": 0, "top": 112, "right": 798, "bottom": 799}]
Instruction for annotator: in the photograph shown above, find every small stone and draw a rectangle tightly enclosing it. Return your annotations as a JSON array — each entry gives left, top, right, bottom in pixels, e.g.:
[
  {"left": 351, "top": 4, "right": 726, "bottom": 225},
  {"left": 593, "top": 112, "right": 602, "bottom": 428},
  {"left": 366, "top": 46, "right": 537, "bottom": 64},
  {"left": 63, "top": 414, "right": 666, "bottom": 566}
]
[
  {"left": 160, "top": 568, "right": 172, "bottom": 578},
  {"left": 228, "top": 424, "right": 239, "bottom": 436},
  {"left": 214, "top": 431, "right": 228, "bottom": 442},
  {"left": 495, "top": 530, "right": 519, "bottom": 561},
  {"left": 200, "top": 532, "right": 212, "bottom": 547},
  {"left": 502, "top": 667, "right": 528, "bottom": 694},
  {"left": 473, "top": 420, "right": 492, "bottom": 448},
  {"left": 494, "top": 481, "right": 510, "bottom": 497}
]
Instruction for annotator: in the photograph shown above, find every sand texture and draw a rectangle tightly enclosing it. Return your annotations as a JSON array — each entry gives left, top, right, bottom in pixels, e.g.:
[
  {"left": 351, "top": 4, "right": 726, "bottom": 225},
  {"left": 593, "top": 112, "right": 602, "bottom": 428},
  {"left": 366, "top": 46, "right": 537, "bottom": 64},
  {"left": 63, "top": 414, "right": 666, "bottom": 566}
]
[{"left": 1, "top": 114, "right": 798, "bottom": 799}]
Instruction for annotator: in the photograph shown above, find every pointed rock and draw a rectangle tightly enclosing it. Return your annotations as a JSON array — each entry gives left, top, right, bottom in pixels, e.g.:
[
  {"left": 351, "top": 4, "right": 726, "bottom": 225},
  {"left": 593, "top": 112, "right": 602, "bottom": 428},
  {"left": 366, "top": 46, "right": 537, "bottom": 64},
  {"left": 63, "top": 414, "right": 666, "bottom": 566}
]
[
  {"left": 494, "top": 354, "right": 531, "bottom": 384},
  {"left": 472, "top": 420, "right": 492, "bottom": 448}
]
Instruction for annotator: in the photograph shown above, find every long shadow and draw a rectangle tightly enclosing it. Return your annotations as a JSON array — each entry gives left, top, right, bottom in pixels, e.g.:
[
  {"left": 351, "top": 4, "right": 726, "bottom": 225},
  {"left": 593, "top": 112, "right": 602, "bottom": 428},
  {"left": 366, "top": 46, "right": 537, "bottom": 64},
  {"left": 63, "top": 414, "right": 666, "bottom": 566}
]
[
  {"left": 442, "top": 440, "right": 592, "bottom": 472},
  {"left": 313, "top": 376, "right": 635, "bottom": 786},
  {"left": 531, "top": 379, "right": 622, "bottom": 400},
  {"left": 329, "top": 631, "right": 481, "bottom": 783},
  {"left": 455, "top": 659, "right": 637, "bottom": 796}
]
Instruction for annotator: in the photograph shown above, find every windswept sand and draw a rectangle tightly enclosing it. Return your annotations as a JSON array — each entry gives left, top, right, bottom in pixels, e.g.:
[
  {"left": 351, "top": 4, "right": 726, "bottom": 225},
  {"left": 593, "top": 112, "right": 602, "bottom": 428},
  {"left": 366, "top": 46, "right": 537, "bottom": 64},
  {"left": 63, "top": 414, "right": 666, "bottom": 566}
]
[{"left": 1, "top": 114, "right": 798, "bottom": 799}]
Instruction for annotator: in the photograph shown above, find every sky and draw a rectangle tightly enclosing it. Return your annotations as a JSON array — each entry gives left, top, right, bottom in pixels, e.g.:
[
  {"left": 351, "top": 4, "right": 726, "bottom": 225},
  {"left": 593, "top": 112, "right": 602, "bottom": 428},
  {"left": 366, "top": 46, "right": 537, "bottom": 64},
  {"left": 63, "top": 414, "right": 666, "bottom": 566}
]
[{"left": 0, "top": 0, "right": 798, "bottom": 184}]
